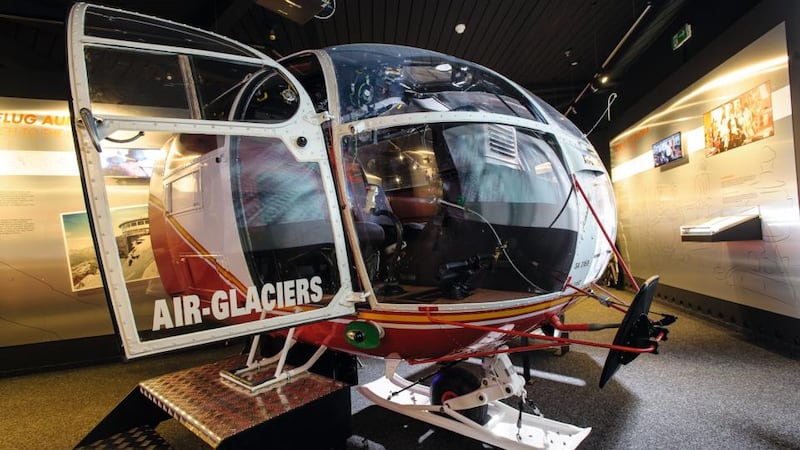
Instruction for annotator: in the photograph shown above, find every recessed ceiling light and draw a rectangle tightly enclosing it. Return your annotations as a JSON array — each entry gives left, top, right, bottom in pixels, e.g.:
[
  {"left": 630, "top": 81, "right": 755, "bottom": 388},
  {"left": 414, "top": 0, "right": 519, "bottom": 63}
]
[{"left": 455, "top": 23, "right": 466, "bottom": 34}]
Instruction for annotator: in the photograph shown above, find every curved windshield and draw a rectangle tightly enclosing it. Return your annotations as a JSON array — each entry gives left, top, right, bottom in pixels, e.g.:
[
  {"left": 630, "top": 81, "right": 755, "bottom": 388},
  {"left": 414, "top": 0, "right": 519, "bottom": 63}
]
[
  {"left": 525, "top": 89, "right": 586, "bottom": 138},
  {"left": 326, "top": 44, "right": 544, "bottom": 123},
  {"left": 343, "top": 123, "right": 577, "bottom": 304}
]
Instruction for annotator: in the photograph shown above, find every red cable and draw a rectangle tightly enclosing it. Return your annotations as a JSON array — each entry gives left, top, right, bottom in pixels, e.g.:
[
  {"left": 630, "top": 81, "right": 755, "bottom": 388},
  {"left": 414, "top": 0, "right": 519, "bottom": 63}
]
[
  {"left": 410, "top": 342, "right": 563, "bottom": 364},
  {"left": 565, "top": 283, "right": 629, "bottom": 315},
  {"left": 409, "top": 308, "right": 657, "bottom": 365},
  {"left": 572, "top": 174, "right": 639, "bottom": 293}
]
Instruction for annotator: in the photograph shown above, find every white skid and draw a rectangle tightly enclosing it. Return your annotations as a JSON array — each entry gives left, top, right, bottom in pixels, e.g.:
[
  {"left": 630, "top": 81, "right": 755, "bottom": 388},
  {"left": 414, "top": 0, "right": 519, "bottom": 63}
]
[{"left": 358, "top": 375, "right": 590, "bottom": 450}]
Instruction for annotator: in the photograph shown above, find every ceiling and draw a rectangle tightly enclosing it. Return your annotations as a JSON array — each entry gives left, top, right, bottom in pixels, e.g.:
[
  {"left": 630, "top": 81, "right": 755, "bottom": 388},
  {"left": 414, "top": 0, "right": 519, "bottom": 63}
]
[{"left": 0, "top": 0, "right": 757, "bottom": 133}]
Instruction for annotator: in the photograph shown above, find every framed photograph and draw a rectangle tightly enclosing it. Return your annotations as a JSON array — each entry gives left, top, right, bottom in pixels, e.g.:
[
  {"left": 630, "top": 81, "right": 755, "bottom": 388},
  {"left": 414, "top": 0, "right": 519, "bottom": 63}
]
[
  {"left": 61, "top": 204, "right": 156, "bottom": 291},
  {"left": 704, "top": 81, "right": 774, "bottom": 156}
]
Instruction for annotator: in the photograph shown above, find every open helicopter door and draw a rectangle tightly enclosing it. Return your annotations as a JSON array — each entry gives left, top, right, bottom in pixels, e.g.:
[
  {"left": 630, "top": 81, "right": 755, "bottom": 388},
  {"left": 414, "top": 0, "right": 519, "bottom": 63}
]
[{"left": 67, "top": 3, "right": 356, "bottom": 358}]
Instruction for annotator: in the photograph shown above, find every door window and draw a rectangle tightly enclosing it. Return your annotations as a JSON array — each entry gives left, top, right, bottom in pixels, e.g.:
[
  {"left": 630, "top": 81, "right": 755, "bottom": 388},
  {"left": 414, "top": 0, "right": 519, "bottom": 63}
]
[{"left": 68, "top": 3, "right": 352, "bottom": 358}]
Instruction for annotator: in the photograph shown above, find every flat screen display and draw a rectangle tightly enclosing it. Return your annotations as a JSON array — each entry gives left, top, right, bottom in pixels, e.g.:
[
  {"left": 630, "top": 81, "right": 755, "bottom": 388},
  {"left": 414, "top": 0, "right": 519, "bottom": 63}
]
[{"left": 652, "top": 132, "right": 683, "bottom": 167}]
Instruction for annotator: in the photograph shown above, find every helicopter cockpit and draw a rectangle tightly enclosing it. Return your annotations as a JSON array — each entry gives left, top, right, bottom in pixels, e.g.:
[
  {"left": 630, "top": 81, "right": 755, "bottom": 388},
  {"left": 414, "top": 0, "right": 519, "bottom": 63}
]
[
  {"left": 278, "top": 45, "right": 587, "bottom": 304},
  {"left": 341, "top": 121, "right": 577, "bottom": 302}
]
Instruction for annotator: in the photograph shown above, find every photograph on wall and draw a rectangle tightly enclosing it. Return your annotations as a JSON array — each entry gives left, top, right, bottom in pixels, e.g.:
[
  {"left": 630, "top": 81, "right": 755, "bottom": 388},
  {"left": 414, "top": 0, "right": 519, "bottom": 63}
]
[
  {"left": 703, "top": 81, "right": 774, "bottom": 156},
  {"left": 61, "top": 204, "right": 158, "bottom": 292},
  {"left": 652, "top": 131, "right": 683, "bottom": 167}
]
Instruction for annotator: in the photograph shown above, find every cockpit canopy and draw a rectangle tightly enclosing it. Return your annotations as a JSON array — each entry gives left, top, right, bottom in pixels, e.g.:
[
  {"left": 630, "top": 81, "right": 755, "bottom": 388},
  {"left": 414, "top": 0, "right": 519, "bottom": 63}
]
[
  {"left": 325, "top": 44, "right": 545, "bottom": 123},
  {"left": 271, "top": 45, "right": 586, "bottom": 303},
  {"left": 338, "top": 121, "right": 577, "bottom": 300}
]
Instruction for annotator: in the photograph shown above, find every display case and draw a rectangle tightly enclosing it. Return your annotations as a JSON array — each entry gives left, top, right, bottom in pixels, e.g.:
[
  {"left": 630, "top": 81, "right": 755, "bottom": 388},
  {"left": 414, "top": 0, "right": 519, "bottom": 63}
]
[{"left": 679, "top": 214, "right": 762, "bottom": 242}]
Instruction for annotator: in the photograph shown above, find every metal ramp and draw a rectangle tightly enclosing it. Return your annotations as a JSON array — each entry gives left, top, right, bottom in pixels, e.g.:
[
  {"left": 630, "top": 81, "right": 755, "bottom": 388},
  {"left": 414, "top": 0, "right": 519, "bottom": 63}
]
[{"left": 75, "top": 355, "right": 352, "bottom": 449}]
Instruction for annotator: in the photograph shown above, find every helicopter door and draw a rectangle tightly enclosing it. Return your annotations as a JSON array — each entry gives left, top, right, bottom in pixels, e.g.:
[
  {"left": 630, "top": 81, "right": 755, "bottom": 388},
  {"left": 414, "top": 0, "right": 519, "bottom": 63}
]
[{"left": 66, "top": 3, "right": 355, "bottom": 358}]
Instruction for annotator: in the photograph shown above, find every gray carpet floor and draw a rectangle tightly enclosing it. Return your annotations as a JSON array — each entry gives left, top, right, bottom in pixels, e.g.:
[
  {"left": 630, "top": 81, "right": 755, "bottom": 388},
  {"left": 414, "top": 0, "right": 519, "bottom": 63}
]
[{"left": 2, "top": 289, "right": 799, "bottom": 449}]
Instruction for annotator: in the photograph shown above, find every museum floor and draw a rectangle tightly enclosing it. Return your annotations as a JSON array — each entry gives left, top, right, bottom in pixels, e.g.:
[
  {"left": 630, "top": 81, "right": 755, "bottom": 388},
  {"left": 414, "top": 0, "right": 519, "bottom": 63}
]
[{"left": 2, "top": 288, "right": 799, "bottom": 450}]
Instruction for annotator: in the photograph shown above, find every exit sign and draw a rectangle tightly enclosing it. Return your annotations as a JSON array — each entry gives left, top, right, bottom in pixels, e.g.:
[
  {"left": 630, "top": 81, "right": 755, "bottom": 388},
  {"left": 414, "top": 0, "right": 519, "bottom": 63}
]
[{"left": 672, "top": 23, "right": 692, "bottom": 50}]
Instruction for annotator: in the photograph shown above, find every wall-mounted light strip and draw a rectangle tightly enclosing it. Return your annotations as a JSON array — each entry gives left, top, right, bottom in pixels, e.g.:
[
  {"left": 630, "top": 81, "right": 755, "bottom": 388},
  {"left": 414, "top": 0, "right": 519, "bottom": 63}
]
[{"left": 611, "top": 84, "right": 791, "bottom": 182}]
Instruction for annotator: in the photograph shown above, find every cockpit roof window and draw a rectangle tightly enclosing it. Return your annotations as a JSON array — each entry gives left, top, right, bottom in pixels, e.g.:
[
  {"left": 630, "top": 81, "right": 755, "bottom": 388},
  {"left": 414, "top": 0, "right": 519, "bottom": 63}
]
[
  {"left": 325, "top": 44, "right": 545, "bottom": 123},
  {"left": 84, "top": 5, "right": 258, "bottom": 58}
]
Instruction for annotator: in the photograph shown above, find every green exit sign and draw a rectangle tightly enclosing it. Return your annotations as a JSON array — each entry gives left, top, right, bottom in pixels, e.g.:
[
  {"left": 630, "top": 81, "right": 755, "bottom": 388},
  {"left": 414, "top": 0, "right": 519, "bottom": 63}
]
[{"left": 672, "top": 23, "right": 692, "bottom": 50}]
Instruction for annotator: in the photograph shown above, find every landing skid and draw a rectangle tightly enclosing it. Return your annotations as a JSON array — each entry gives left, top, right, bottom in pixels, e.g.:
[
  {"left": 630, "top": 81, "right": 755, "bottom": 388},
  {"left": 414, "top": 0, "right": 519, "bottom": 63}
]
[
  {"left": 220, "top": 327, "right": 328, "bottom": 392},
  {"left": 358, "top": 354, "right": 590, "bottom": 450}
]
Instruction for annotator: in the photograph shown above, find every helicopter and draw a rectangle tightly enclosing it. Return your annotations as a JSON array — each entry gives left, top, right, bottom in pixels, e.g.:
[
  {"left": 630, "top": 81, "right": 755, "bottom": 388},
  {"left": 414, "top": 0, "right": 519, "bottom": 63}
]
[{"left": 67, "top": 3, "right": 674, "bottom": 449}]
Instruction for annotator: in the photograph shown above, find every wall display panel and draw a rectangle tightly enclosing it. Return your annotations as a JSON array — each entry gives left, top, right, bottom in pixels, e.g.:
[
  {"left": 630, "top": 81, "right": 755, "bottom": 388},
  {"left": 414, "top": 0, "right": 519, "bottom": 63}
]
[
  {"left": 652, "top": 131, "right": 684, "bottom": 167},
  {"left": 61, "top": 205, "right": 155, "bottom": 292},
  {"left": 704, "top": 81, "right": 775, "bottom": 156},
  {"left": 610, "top": 23, "right": 800, "bottom": 319},
  {"left": 0, "top": 98, "right": 116, "bottom": 346}
]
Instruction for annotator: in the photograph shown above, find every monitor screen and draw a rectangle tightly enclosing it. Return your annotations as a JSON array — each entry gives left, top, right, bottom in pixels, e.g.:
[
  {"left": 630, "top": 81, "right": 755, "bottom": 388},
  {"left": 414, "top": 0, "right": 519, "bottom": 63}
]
[{"left": 652, "top": 132, "right": 683, "bottom": 167}]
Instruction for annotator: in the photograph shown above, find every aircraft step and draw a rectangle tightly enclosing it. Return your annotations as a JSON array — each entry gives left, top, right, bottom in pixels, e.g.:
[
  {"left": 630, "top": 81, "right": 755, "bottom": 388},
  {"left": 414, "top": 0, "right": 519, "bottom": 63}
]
[
  {"left": 75, "top": 354, "right": 352, "bottom": 449},
  {"left": 76, "top": 424, "right": 172, "bottom": 449}
]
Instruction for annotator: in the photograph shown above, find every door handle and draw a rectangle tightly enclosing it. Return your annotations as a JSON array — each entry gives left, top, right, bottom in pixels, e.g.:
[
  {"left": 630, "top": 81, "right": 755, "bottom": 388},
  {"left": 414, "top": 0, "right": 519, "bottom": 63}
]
[{"left": 78, "top": 108, "right": 106, "bottom": 153}]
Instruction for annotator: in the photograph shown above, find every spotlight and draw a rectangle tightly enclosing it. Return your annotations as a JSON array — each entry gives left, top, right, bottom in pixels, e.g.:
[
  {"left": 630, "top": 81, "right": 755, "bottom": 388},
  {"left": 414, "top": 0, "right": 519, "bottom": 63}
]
[{"left": 268, "top": 29, "right": 277, "bottom": 41}]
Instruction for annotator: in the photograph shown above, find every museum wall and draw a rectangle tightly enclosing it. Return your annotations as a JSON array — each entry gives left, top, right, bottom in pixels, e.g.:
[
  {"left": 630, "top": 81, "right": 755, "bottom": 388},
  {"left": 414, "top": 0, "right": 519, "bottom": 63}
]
[
  {"left": 0, "top": 98, "right": 125, "bottom": 372},
  {"left": 609, "top": 0, "right": 800, "bottom": 349}
]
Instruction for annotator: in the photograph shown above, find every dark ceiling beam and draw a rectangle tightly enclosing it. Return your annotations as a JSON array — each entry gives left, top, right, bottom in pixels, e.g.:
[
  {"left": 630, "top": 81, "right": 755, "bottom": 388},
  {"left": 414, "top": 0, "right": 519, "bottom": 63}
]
[
  {"left": 524, "top": 80, "right": 587, "bottom": 96},
  {"left": 0, "top": 32, "right": 58, "bottom": 70},
  {"left": 564, "top": 1, "right": 655, "bottom": 117},
  {"left": 213, "top": 0, "right": 256, "bottom": 34},
  {"left": 607, "top": 0, "right": 690, "bottom": 80}
]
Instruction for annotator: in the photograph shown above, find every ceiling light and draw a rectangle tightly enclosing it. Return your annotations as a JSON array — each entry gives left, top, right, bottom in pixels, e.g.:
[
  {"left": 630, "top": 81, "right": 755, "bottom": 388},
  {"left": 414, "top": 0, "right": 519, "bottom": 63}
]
[
  {"left": 570, "top": 60, "right": 579, "bottom": 67},
  {"left": 256, "top": 0, "right": 328, "bottom": 24},
  {"left": 599, "top": 75, "right": 609, "bottom": 84},
  {"left": 455, "top": 23, "right": 466, "bottom": 34}
]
